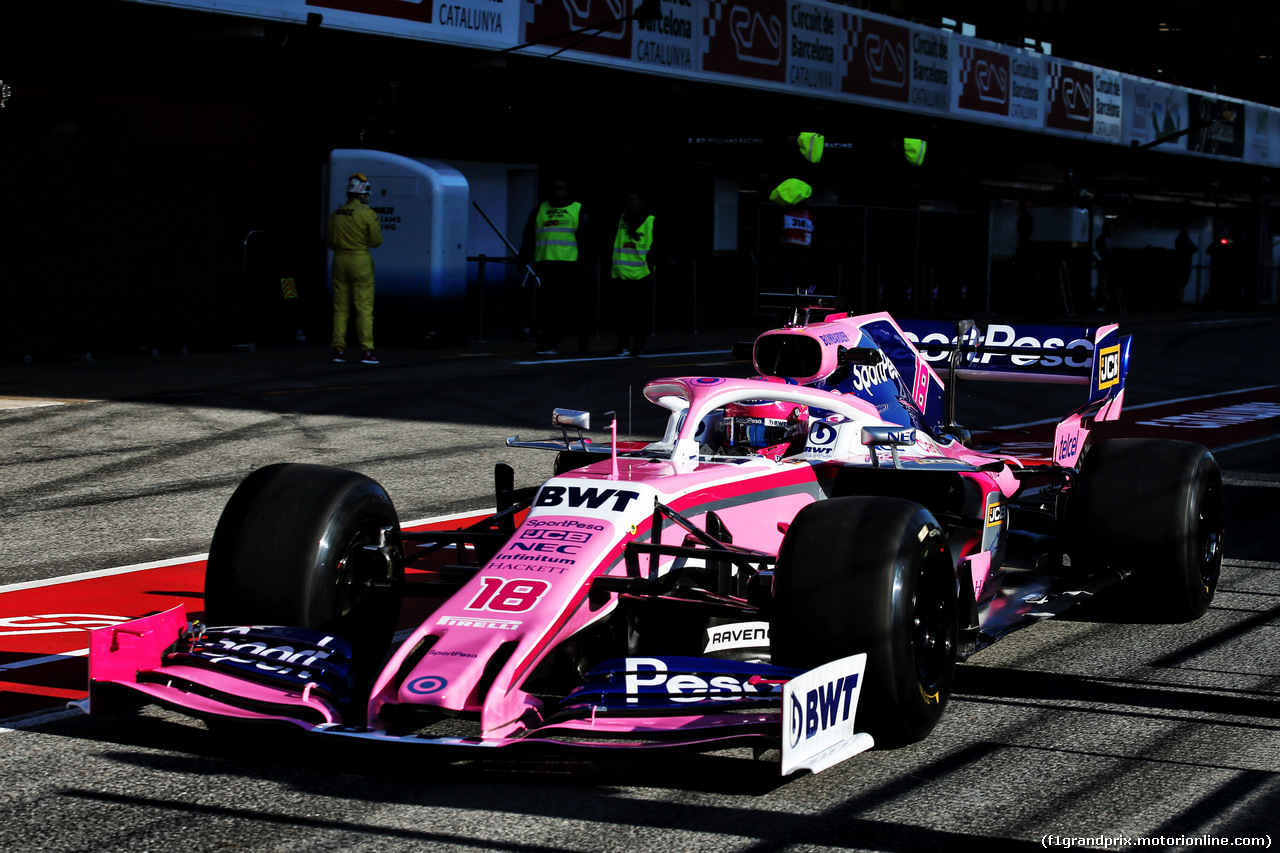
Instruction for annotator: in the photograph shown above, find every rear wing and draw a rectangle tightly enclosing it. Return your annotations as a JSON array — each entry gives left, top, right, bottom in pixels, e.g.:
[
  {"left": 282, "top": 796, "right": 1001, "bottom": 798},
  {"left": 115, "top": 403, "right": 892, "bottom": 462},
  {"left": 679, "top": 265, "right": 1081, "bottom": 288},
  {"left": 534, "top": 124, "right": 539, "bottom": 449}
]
[
  {"left": 898, "top": 319, "right": 1112, "bottom": 382},
  {"left": 897, "top": 319, "right": 1130, "bottom": 465}
]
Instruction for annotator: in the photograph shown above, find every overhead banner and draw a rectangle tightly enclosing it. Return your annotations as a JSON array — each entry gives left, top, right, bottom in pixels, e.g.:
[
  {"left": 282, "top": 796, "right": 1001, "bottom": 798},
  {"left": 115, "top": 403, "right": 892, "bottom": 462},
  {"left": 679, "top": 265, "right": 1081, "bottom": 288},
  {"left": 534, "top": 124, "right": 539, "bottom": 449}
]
[
  {"left": 1123, "top": 77, "right": 1189, "bottom": 152},
  {"left": 125, "top": 0, "right": 1280, "bottom": 166},
  {"left": 1187, "top": 94, "right": 1245, "bottom": 159},
  {"left": 702, "top": 0, "right": 788, "bottom": 83},
  {"left": 952, "top": 43, "right": 1042, "bottom": 129},
  {"left": 1046, "top": 59, "right": 1094, "bottom": 136},
  {"left": 1245, "top": 104, "right": 1280, "bottom": 166},
  {"left": 304, "top": 0, "right": 517, "bottom": 46},
  {"left": 841, "top": 13, "right": 910, "bottom": 103}
]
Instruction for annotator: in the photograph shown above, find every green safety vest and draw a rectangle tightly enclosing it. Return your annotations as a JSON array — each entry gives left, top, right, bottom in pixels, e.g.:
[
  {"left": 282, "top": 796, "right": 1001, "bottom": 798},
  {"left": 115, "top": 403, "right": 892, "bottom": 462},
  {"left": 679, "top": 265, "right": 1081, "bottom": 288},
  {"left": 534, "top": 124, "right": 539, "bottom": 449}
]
[
  {"left": 797, "top": 132, "right": 824, "bottom": 164},
  {"left": 534, "top": 201, "right": 581, "bottom": 262},
  {"left": 611, "top": 214, "right": 655, "bottom": 280},
  {"left": 904, "top": 138, "right": 927, "bottom": 166}
]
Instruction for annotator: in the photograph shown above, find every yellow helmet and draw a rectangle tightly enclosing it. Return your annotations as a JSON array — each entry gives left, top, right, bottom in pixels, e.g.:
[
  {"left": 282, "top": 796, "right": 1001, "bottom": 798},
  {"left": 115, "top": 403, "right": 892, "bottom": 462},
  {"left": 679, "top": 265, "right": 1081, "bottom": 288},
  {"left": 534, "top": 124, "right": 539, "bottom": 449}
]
[{"left": 770, "top": 179, "right": 812, "bottom": 206}]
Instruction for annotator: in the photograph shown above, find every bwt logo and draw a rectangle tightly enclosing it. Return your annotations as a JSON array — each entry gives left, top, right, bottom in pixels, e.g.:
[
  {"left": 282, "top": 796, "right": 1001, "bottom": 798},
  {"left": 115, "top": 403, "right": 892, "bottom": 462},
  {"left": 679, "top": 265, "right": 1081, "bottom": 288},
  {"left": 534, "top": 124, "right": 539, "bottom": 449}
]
[
  {"left": 789, "top": 672, "right": 860, "bottom": 747},
  {"left": 863, "top": 34, "right": 907, "bottom": 86},
  {"left": 535, "top": 485, "right": 641, "bottom": 512},
  {"left": 1096, "top": 345, "right": 1120, "bottom": 389}
]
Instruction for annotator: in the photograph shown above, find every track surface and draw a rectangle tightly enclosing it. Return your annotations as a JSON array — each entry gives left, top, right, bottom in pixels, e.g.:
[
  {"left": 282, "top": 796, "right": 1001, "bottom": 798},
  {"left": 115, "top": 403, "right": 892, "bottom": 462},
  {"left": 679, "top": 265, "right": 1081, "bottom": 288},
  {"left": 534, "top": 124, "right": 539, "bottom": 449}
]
[{"left": 1, "top": 316, "right": 1277, "bottom": 852}]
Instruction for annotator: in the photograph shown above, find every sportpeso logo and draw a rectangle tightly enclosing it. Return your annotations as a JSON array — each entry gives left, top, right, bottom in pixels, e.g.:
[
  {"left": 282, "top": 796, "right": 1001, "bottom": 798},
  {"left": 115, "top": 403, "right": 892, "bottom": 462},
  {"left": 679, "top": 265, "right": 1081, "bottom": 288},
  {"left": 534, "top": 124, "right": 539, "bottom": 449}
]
[
  {"left": 849, "top": 357, "right": 901, "bottom": 392},
  {"left": 198, "top": 633, "right": 338, "bottom": 677},
  {"left": 622, "top": 657, "right": 782, "bottom": 704}
]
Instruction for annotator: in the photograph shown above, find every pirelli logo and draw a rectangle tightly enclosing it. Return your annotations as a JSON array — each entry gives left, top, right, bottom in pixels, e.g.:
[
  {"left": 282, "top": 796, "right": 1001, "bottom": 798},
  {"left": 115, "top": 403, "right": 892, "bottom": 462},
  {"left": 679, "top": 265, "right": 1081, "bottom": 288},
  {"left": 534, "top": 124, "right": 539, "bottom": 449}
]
[{"left": 1096, "top": 345, "right": 1121, "bottom": 390}]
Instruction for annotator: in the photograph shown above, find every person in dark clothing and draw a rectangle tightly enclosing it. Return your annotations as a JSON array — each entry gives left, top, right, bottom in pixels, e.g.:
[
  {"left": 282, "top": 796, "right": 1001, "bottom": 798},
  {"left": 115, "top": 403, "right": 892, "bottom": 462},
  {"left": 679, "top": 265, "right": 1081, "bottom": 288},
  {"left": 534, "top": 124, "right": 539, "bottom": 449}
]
[
  {"left": 1174, "top": 225, "right": 1197, "bottom": 309},
  {"left": 519, "top": 176, "right": 593, "bottom": 355},
  {"left": 609, "top": 189, "right": 656, "bottom": 356}
]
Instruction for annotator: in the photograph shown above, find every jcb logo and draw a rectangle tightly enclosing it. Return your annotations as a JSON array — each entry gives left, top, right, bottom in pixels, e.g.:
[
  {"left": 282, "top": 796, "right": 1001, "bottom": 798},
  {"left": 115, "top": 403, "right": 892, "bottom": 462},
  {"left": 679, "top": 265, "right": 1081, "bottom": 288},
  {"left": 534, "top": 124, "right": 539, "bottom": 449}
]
[
  {"left": 1096, "top": 345, "right": 1120, "bottom": 390},
  {"left": 986, "top": 503, "right": 1006, "bottom": 526}
]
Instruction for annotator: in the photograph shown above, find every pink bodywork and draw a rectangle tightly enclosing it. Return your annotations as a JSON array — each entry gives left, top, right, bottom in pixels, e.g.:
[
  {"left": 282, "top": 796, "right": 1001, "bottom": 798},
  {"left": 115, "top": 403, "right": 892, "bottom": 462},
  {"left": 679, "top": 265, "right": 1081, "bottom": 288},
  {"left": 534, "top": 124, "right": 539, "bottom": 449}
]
[{"left": 87, "top": 312, "right": 1125, "bottom": 749}]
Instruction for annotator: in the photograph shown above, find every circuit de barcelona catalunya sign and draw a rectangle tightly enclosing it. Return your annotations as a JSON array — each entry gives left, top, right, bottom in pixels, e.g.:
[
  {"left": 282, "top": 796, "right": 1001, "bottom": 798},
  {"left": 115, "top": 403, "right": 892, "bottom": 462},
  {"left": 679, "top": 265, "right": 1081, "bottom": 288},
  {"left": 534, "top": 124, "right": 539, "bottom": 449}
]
[{"left": 130, "top": 0, "right": 1280, "bottom": 166}]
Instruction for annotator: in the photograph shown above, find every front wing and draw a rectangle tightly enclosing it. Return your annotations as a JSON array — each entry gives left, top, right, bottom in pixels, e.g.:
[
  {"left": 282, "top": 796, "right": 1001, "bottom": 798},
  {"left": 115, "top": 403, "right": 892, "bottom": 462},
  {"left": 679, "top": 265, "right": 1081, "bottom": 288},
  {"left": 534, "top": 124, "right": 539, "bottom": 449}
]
[{"left": 83, "top": 606, "right": 873, "bottom": 775}]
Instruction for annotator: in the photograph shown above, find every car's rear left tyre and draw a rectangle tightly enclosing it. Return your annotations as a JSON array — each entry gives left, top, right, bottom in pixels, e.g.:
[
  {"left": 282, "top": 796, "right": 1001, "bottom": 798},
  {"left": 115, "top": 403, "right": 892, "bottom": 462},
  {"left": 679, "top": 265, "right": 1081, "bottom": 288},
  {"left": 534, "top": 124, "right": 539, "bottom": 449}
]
[
  {"left": 771, "top": 497, "right": 959, "bottom": 748},
  {"left": 1069, "top": 438, "right": 1223, "bottom": 622},
  {"left": 204, "top": 463, "right": 404, "bottom": 675}
]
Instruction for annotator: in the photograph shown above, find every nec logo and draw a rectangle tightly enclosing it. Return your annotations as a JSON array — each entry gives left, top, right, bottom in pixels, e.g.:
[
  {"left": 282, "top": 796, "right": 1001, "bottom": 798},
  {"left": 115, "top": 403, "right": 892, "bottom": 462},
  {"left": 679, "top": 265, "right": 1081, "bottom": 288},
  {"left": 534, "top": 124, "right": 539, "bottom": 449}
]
[{"left": 1096, "top": 345, "right": 1120, "bottom": 389}]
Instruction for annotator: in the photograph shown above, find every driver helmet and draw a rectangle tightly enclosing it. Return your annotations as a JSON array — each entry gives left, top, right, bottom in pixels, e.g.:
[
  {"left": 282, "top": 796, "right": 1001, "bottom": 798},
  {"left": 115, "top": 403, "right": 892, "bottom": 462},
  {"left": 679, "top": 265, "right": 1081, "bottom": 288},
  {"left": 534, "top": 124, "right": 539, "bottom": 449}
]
[{"left": 721, "top": 400, "right": 809, "bottom": 453}]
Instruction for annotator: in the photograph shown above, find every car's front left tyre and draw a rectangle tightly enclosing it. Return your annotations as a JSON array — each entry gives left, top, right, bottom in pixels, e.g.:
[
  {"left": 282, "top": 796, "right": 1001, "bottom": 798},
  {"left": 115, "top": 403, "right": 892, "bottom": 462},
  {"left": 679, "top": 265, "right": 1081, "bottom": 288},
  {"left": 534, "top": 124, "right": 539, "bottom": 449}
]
[{"left": 204, "top": 463, "right": 404, "bottom": 681}]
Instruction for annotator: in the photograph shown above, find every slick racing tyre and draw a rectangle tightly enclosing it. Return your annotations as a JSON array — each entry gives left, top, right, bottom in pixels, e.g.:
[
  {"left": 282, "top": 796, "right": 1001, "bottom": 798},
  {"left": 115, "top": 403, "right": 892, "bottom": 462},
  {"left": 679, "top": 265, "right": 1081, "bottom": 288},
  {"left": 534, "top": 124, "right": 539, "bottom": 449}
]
[
  {"left": 204, "top": 463, "right": 404, "bottom": 671},
  {"left": 1069, "top": 438, "right": 1224, "bottom": 622},
  {"left": 771, "top": 497, "right": 959, "bottom": 748}
]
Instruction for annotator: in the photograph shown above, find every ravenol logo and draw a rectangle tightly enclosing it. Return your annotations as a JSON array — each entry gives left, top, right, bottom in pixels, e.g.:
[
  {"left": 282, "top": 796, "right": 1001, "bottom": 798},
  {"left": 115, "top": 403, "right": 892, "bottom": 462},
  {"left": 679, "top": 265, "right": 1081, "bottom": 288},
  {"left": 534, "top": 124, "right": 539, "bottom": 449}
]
[{"left": 1096, "top": 345, "right": 1120, "bottom": 390}]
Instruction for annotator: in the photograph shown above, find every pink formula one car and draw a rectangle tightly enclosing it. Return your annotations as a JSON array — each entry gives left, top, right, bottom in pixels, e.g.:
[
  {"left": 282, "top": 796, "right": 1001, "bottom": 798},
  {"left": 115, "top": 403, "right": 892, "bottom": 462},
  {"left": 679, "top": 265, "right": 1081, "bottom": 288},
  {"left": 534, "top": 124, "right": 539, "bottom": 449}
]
[{"left": 87, "top": 306, "right": 1224, "bottom": 775}]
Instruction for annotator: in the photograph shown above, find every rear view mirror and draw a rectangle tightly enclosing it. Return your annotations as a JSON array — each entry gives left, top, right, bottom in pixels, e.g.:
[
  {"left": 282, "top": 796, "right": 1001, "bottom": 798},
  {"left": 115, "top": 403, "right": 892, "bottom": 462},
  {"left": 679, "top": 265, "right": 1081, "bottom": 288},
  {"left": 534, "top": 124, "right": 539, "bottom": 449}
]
[
  {"left": 552, "top": 409, "right": 590, "bottom": 430},
  {"left": 842, "top": 347, "right": 883, "bottom": 366}
]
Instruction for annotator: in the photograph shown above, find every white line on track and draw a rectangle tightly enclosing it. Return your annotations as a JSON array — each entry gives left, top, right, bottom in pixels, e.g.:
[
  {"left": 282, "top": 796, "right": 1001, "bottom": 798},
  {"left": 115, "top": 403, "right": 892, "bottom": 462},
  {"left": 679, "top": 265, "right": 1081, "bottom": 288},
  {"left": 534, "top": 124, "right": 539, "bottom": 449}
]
[
  {"left": 512, "top": 349, "right": 728, "bottom": 366},
  {"left": 0, "top": 707, "right": 85, "bottom": 732},
  {"left": 1223, "top": 473, "right": 1280, "bottom": 487},
  {"left": 0, "top": 509, "right": 491, "bottom": 595},
  {"left": 995, "top": 383, "right": 1280, "bottom": 430},
  {"left": 0, "top": 650, "right": 88, "bottom": 672},
  {"left": 0, "top": 509, "right": 492, "bottom": 690}
]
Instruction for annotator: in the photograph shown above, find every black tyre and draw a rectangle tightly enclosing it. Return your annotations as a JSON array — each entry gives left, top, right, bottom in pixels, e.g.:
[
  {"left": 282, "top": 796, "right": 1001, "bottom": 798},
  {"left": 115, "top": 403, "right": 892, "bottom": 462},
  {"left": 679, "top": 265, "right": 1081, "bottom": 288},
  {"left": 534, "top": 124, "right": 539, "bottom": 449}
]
[
  {"left": 1069, "top": 438, "right": 1223, "bottom": 622},
  {"left": 771, "top": 497, "right": 959, "bottom": 748},
  {"left": 204, "top": 463, "right": 404, "bottom": 659}
]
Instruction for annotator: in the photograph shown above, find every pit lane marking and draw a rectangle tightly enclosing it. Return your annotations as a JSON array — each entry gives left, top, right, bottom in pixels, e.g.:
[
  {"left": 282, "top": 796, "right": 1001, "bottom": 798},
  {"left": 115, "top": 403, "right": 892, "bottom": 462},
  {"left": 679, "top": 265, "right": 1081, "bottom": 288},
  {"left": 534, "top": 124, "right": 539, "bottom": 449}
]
[
  {"left": 0, "top": 397, "right": 97, "bottom": 410},
  {"left": 513, "top": 349, "right": 728, "bottom": 365},
  {"left": 0, "top": 651, "right": 88, "bottom": 672},
  {"left": 995, "top": 383, "right": 1280, "bottom": 430},
  {"left": 0, "top": 510, "right": 489, "bottom": 680},
  {"left": 1222, "top": 473, "right": 1280, "bottom": 488},
  {"left": 0, "top": 707, "right": 85, "bottom": 733}
]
